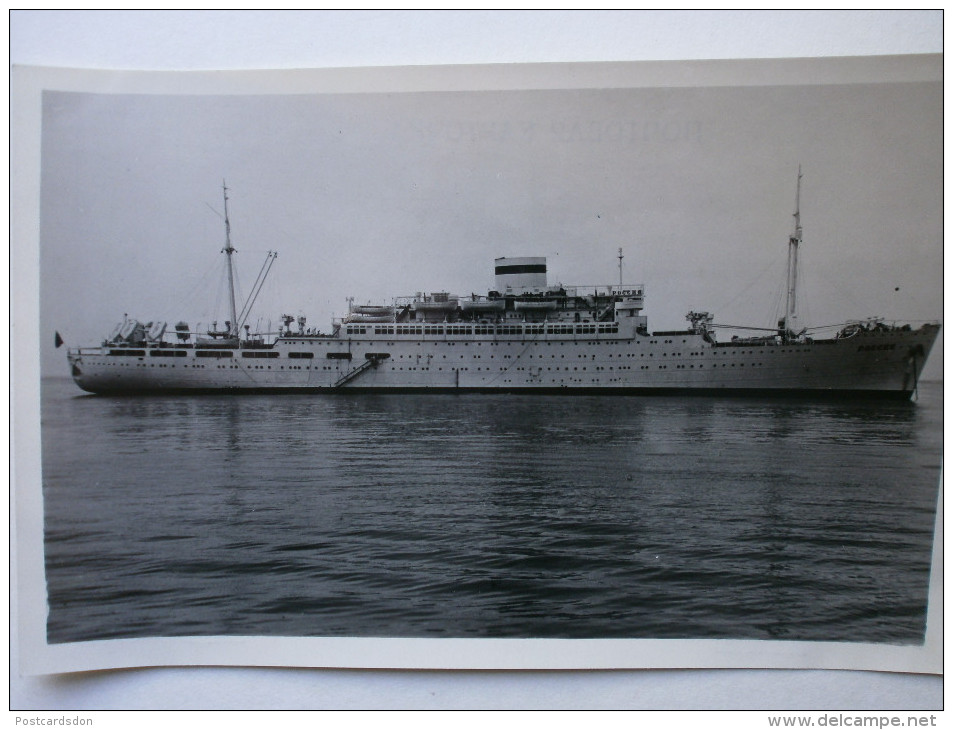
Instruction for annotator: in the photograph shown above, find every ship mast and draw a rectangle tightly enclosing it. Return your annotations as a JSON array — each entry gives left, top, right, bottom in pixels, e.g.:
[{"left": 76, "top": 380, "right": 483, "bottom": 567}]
[
  {"left": 782, "top": 166, "right": 803, "bottom": 341},
  {"left": 222, "top": 181, "right": 239, "bottom": 339},
  {"left": 617, "top": 247, "right": 624, "bottom": 289}
]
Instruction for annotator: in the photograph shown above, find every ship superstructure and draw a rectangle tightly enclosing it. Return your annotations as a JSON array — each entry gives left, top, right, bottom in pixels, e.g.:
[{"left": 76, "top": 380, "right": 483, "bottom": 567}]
[{"left": 65, "top": 177, "right": 940, "bottom": 398}]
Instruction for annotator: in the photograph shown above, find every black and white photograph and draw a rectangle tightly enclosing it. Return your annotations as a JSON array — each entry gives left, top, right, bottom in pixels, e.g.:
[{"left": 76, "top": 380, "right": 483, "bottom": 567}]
[{"left": 11, "top": 10, "right": 943, "bottom": 712}]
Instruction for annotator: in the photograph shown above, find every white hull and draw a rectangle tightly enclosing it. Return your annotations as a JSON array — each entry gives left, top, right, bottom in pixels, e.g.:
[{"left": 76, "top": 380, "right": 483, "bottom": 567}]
[
  {"left": 65, "top": 179, "right": 940, "bottom": 399},
  {"left": 68, "top": 323, "right": 939, "bottom": 397}
]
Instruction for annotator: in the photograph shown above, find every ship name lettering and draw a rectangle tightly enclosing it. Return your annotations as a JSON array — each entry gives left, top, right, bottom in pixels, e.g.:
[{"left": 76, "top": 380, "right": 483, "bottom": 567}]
[{"left": 856, "top": 344, "right": 896, "bottom": 352}]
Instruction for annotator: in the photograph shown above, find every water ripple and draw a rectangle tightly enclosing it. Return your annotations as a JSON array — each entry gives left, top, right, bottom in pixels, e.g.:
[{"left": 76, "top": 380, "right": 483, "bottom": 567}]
[{"left": 41, "top": 378, "right": 942, "bottom": 644}]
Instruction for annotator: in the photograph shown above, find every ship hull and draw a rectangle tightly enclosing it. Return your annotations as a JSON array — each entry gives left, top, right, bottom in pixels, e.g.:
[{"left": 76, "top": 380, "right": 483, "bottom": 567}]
[
  {"left": 68, "top": 322, "right": 940, "bottom": 398},
  {"left": 65, "top": 385, "right": 921, "bottom": 400}
]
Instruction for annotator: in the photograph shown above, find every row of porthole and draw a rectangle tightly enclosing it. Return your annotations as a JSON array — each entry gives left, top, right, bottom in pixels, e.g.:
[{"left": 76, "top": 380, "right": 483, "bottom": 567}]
[
  {"left": 296, "top": 340, "right": 828, "bottom": 359},
  {"left": 346, "top": 340, "right": 639, "bottom": 348},
  {"left": 104, "top": 362, "right": 384, "bottom": 372},
  {"left": 103, "top": 355, "right": 768, "bottom": 371},
  {"left": 114, "top": 363, "right": 210, "bottom": 369},
  {"left": 378, "top": 347, "right": 783, "bottom": 360},
  {"left": 386, "top": 366, "right": 644, "bottom": 372}
]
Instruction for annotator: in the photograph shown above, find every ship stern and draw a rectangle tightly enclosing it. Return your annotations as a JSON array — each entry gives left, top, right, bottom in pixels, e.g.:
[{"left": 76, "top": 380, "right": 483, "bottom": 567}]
[{"left": 66, "top": 350, "right": 94, "bottom": 393}]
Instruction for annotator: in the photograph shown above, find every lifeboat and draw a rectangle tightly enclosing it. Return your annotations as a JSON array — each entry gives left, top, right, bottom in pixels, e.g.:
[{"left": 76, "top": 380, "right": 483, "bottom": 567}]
[
  {"left": 345, "top": 312, "right": 394, "bottom": 323},
  {"left": 412, "top": 300, "right": 457, "bottom": 314},
  {"left": 459, "top": 297, "right": 505, "bottom": 313},
  {"left": 118, "top": 319, "right": 139, "bottom": 340},
  {"left": 412, "top": 298, "right": 457, "bottom": 321},
  {"left": 514, "top": 299, "right": 558, "bottom": 311},
  {"left": 147, "top": 321, "right": 167, "bottom": 341},
  {"left": 107, "top": 321, "right": 125, "bottom": 342},
  {"left": 353, "top": 305, "right": 395, "bottom": 317}
]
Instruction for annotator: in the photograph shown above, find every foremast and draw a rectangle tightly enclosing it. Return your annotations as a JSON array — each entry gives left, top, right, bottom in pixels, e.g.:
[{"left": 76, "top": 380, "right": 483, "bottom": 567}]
[{"left": 780, "top": 166, "right": 803, "bottom": 342}]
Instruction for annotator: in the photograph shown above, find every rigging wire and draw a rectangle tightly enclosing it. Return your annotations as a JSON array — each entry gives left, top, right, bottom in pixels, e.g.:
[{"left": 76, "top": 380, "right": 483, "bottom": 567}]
[
  {"left": 204, "top": 201, "right": 224, "bottom": 221},
  {"left": 231, "top": 256, "right": 244, "bottom": 327},
  {"left": 710, "top": 256, "right": 784, "bottom": 327},
  {"left": 157, "top": 253, "right": 221, "bottom": 324},
  {"left": 797, "top": 262, "right": 812, "bottom": 332},
  {"left": 210, "top": 256, "right": 228, "bottom": 330},
  {"left": 770, "top": 271, "right": 786, "bottom": 330}
]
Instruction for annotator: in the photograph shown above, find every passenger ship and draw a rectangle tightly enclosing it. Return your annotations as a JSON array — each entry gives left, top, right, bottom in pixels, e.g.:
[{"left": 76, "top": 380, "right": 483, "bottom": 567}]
[{"left": 65, "top": 178, "right": 939, "bottom": 398}]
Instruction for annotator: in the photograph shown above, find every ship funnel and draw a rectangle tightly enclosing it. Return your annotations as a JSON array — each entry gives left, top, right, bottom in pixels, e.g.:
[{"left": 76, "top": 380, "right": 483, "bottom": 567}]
[{"left": 494, "top": 257, "right": 547, "bottom": 295}]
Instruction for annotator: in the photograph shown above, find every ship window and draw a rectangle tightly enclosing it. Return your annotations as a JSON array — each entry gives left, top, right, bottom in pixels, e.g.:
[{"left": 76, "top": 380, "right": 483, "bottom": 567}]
[
  {"left": 242, "top": 351, "right": 279, "bottom": 358},
  {"left": 196, "top": 350, "right": 233, "bottom": 358},
  {"left": 288, "top": 352, "right": 314, "bottom": 359}
]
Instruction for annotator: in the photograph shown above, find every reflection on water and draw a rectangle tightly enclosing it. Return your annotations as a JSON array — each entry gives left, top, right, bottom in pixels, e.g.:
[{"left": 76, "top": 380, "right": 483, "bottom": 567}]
[{"left": 41, "top": 378, "right": 941, "bottom": 643}]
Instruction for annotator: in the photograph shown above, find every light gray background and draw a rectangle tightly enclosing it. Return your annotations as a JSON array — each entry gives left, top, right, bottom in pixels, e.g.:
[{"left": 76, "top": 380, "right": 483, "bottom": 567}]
[{"left": 11, "top": 9, "right": 944, "bottom": 711}]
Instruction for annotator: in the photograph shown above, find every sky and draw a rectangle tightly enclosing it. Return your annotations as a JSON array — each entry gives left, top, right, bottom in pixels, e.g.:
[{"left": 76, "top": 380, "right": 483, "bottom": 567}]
[{"left": 38, "top": 70, "right": 942, "bottom": 378}]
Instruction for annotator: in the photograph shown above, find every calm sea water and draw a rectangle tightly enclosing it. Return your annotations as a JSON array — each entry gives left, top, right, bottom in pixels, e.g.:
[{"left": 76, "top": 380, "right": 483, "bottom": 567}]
[{"left": 41, "top": 377, "right": 942, "bottom": 644}]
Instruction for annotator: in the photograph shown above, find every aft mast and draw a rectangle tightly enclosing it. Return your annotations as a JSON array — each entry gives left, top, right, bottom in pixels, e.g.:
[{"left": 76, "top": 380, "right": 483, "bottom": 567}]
[
  {"left": 222, "top": 181, "right": 239, "bottom": 339},
  {"left": 780, "top": 166, "right": 803, "bottom": 342}
]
